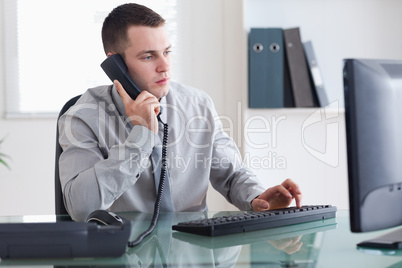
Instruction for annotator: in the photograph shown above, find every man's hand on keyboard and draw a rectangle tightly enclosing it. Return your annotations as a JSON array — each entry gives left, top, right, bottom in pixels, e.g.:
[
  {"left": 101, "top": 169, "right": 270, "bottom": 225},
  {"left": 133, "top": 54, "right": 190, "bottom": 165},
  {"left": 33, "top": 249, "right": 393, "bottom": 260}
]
[{"left": 251, "top": 178, "right": 303, "bottom": 211}]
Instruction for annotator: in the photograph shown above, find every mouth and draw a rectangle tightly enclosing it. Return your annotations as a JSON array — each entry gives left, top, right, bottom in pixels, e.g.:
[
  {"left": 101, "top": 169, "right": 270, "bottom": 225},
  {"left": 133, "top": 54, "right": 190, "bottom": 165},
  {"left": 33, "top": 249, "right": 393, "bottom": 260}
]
[{"left": 156, "top": 77, "right": 169, "bottom": 85}]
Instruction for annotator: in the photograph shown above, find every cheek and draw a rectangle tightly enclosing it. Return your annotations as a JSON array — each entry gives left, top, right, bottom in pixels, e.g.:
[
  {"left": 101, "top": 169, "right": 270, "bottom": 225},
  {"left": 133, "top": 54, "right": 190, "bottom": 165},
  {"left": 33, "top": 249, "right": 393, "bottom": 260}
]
[
  {"left": 131, "top": 75, "right": 149, "bottom": 91},
  {"left": 128, "top": 67, "right": 150, "bottom": 89}
]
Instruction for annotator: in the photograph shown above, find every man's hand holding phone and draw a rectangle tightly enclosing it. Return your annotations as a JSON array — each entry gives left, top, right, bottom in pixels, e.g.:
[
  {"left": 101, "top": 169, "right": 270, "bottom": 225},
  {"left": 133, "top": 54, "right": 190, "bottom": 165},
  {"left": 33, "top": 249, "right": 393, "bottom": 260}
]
[{"left": 114, "top": 80, "right": 160, "bottom": 134}]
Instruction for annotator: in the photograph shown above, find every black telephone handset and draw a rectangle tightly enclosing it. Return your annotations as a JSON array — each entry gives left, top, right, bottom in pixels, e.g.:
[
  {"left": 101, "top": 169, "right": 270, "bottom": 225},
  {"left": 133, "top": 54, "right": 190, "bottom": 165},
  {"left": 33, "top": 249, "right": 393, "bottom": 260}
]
[
  {"left": 101, "top": 54, "right": 164, "bottom": 116},
  {"left": 100, "top": 54, "right": 168, "bottom": 248},
  {"left": 101, "top": 54, "right": 142, "bottom": 100}
]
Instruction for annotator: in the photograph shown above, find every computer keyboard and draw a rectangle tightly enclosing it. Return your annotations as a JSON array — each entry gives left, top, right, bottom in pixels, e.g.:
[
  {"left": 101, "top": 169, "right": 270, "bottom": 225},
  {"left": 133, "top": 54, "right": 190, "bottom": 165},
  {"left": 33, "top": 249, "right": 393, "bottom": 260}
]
[{"left": 172, "top": 205, "right": 337, "bottom": 236}]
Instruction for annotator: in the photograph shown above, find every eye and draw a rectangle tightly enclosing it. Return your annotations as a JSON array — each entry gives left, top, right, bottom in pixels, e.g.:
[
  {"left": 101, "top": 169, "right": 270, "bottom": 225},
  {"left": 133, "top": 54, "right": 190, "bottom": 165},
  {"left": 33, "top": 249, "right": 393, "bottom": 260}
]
[
  {"left": 143, "top": 55, "right": 152, "bottom": 60},
  {"left": 164, "top": 50, "right": 172, "bottom": 56}
]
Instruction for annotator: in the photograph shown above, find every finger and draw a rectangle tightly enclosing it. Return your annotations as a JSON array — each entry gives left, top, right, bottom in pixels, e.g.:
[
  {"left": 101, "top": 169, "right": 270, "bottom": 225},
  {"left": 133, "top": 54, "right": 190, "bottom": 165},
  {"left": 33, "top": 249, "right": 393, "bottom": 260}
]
[
  {"left": 155, "top": 106, "right": 160, "bottom": 116},
  {"left": 282, "top": 179, "right": 301, "bottom": 194},
  {"left": 291, "top": 235, "right": 303, "bottom": 244},
  {"left": 255, "top": 186, "right": 292, "bottom": 211},
  {"left": 258, "top": 185, "right": 288, "bottom": 201},
  {"left": 149, "top": 101, "right": 160, "bottom": 116},
  {"left": 293, "top": 192, "right": 303, "bottom": 208},
  {"left": 251, "top": 198, "right": 269, "bottom": 211},
  {"left": 284, "top": 241, "right": 303, "bottom": 255},
  {"left": 282, "top": 179, "right": 303, "bottom": 208},
  {"left": 114, "top": 80, "right": 132, "bottom": 104},
  {"left": 135, "top": 89, "right": 154, "bottom": 102},
  {"left": 140, "top": 94, "right": 160, "bottom": 116}
]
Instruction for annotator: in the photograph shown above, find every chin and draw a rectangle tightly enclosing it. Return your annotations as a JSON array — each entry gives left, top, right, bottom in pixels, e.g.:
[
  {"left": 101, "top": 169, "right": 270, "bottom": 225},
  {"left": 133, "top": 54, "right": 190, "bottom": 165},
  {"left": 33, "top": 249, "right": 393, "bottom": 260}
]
[{"left": 155, "top": 85, "right": 170, "bottom": 99}]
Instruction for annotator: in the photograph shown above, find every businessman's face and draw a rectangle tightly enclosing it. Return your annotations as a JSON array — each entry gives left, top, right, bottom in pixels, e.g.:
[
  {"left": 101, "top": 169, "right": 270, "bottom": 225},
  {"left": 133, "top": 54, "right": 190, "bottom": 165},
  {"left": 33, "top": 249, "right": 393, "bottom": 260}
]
[{"left": 123, "top": 25, "right": 172, "bottom": 100}]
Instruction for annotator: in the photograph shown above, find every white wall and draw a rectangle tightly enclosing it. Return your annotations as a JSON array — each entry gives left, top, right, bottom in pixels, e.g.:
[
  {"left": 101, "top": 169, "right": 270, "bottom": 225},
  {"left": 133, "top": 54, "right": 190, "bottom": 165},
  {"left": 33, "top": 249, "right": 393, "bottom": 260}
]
[
  {"left": 1, "top": 0, "right": 401, "bottom": 216},
  {"left": 0, "top": 3, "right": 55, "bottom": 215},
  {"left": 243, "top": 108, "right": 348, "bottom": 209}
]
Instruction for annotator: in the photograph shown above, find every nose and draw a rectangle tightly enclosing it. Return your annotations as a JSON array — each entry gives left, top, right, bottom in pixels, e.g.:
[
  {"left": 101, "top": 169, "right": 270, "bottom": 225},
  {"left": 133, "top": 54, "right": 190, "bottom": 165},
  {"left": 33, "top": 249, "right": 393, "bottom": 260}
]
[{"left": 156, "top": 55, "right": 170, "bottom": 73}]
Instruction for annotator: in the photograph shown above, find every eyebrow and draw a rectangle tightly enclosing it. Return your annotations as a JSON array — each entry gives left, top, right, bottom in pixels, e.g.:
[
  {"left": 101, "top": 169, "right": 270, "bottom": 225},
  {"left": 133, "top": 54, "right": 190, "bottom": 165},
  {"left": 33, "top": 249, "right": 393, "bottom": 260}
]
[{"left": 137, "top": 44, "right": 172, "bottom": 57}]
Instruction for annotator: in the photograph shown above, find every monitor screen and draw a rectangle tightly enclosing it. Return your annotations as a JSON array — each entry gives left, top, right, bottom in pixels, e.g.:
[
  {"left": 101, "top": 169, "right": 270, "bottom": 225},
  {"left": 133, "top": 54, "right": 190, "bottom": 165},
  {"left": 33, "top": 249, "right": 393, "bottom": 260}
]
[{"left": 344, "top": 58, "right": 402, "bottom": 248}]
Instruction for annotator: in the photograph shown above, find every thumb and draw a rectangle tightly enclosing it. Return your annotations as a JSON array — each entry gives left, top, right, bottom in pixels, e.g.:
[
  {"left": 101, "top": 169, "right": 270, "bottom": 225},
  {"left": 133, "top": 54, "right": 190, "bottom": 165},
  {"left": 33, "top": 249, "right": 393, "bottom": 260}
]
[{"left": 252, "top": 198, "right": 269, "bottom": 211}]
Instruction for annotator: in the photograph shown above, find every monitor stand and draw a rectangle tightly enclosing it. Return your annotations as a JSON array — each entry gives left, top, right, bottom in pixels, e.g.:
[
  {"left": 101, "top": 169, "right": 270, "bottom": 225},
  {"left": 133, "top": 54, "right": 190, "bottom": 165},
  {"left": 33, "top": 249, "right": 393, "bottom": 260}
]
[{"left": 357, "top": 228, "right": 402, "bottom": 249}]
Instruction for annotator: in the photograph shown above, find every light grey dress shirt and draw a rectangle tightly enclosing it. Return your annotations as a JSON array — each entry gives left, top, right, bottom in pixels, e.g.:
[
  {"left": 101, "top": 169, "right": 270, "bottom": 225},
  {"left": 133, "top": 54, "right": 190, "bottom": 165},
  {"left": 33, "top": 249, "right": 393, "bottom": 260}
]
[{"left": 58, "top": 81, "right": 266, "bottom": 221}]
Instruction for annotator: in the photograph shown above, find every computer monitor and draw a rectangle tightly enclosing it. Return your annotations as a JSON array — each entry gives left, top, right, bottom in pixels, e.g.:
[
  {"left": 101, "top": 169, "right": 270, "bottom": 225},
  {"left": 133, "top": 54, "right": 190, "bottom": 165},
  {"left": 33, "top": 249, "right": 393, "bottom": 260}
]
[{"left": 344, "top": 58, "right": 402, "bottom": 249}]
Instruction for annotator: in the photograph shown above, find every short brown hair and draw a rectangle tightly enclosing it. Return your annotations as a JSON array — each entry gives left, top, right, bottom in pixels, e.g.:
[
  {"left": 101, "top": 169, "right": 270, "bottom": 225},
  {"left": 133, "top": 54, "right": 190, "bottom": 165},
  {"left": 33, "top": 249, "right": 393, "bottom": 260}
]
[{"left": 101, "top": 3, "right": 165, "bottom": 55}]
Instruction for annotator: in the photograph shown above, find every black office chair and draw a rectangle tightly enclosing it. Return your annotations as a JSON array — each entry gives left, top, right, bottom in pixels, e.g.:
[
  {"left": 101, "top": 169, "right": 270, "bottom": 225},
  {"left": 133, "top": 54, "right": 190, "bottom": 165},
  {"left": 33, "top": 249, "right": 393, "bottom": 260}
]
[{"left": 54, "top": 95, "right": 82, "bottom": 215}]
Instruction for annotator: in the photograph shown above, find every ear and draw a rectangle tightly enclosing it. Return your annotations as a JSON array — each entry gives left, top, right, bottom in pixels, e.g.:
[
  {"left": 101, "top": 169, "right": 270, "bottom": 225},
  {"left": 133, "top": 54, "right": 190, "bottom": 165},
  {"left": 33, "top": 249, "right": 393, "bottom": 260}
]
[{"left": 106, "top": 52, "right": 116, "bottom": 58}]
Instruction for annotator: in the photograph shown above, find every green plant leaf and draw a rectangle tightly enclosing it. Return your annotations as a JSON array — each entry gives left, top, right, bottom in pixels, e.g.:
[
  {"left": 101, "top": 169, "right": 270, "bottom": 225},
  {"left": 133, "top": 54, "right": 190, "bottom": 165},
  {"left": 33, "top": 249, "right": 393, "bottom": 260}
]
[
  {"left": 0, "top": 137, "right": 11, "bottom": 170},
  {"left": 0, "top": 158, "right": 10, "bottom": 170},
  {"left": 0, "top": 152, "right": 10, "bottom": 158}
]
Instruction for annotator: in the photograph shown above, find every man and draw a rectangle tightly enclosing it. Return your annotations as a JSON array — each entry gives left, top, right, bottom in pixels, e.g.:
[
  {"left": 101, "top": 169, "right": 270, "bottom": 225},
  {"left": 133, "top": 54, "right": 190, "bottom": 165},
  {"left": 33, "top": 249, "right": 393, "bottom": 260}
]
[{"left": 58, "top": 3, "right": 302, "bottom": 222}]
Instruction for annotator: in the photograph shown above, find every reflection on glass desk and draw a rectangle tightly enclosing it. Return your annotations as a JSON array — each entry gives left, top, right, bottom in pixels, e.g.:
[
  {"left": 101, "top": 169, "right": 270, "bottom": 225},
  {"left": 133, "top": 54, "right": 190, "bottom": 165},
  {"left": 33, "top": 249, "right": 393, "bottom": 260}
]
[{"left": 1, "top": 210, "right": 402, "bottom": 267}]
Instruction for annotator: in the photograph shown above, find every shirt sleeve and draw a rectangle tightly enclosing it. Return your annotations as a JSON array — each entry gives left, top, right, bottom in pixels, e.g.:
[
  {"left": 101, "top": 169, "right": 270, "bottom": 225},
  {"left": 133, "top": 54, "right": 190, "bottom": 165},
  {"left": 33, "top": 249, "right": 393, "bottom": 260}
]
[
  {"left": 58, "top": 109, "right": 160, "bottom": 222},
  {"left": 205, "top": 98, "right": 266, "bottom": 210}
]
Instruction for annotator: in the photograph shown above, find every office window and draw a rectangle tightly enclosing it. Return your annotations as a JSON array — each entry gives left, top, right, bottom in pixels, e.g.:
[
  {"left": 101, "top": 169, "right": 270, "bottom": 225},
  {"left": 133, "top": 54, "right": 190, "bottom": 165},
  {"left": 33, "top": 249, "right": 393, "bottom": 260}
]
[{"left": 4, "top": 0, "right": 177, "bottom": 117}]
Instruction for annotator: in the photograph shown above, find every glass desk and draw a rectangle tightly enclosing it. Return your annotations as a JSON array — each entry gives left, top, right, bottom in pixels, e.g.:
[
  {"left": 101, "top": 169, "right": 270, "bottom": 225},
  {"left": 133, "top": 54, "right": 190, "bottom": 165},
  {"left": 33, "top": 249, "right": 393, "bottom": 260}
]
[{"left": 1, "top": 210, "right": 402, "bottom": 267}]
